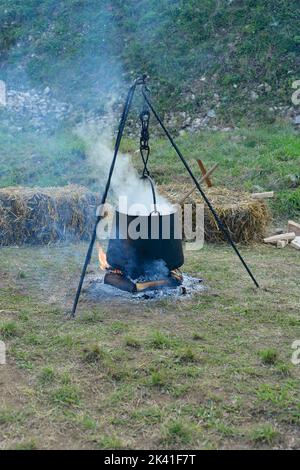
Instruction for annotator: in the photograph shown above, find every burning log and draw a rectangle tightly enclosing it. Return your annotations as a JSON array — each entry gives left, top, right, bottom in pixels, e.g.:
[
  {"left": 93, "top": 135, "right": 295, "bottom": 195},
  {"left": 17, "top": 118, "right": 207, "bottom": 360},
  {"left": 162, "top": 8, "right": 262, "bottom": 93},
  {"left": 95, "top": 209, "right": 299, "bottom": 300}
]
[
  {"left": 97, "top": 210, "right": 184, "bottom": 294},
  {"left": 104, "top": 271, "right": 137, "bottom": 293},
  {"left": 103, "top": 267, "right": 182, "bottom": 294}
]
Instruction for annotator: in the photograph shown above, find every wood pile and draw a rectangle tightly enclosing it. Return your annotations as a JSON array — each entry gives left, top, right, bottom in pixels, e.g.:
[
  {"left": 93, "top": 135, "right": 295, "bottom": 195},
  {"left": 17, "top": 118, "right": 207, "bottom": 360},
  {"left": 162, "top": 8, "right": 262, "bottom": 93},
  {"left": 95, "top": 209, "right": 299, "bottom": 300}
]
[{"left": 263, "top": 220, "right": 300, "bottom": 251}]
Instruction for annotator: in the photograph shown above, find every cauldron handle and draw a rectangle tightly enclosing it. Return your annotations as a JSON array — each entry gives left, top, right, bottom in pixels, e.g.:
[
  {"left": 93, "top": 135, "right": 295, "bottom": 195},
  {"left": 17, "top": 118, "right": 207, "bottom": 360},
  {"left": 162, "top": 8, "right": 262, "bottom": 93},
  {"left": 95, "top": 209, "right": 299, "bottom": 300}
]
[{"left": 142, "top": 174, "right": 160, "bottom": 215}]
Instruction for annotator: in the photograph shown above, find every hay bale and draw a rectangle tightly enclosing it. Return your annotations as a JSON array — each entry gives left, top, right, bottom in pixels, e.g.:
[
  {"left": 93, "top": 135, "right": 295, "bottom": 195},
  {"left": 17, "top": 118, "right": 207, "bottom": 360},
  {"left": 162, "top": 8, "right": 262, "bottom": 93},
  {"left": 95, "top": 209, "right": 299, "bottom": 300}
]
[
  {"left": 0, "top": 185, "right": 99, "bottom": 246},
  {"left": 0, "top": 184, "right": 270, "bottom": 246},
  {"left": 159, "top": 184, "right": 270, "bottom": 244}
]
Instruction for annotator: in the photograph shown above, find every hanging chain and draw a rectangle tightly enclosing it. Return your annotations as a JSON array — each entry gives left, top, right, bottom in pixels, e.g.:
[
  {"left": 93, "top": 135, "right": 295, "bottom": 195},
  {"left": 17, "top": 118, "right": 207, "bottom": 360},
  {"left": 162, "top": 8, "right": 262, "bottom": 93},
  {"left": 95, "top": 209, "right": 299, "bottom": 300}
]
[
  {"left": 140, "top": 104, "right": 151, "bottom": 177},
  {"left": 139, "top": 83, "right": 160, "bottom": 213}
]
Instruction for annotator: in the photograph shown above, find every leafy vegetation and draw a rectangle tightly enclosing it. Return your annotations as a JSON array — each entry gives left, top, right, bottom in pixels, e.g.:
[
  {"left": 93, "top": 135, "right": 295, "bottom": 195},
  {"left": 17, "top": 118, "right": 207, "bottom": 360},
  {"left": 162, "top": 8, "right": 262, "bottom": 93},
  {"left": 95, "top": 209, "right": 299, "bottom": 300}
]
[{"left": 0, "top": 0, "right": 299, "bottom": 118}]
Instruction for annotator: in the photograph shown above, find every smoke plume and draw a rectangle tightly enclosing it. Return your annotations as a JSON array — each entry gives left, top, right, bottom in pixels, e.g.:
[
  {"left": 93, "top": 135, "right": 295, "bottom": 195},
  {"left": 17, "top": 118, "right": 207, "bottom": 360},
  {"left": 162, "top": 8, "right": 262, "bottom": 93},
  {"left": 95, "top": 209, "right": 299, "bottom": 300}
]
[{"left": 76, "top": 117, "right": 172, "bottom": 215}]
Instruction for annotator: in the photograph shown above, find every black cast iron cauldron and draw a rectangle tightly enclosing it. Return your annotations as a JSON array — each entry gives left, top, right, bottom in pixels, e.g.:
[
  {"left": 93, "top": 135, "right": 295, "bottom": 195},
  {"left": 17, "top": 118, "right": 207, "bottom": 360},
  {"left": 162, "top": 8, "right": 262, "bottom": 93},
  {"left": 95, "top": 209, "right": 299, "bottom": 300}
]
[{"left": 106, "top": 209, "right": 184, "bottom": 279}]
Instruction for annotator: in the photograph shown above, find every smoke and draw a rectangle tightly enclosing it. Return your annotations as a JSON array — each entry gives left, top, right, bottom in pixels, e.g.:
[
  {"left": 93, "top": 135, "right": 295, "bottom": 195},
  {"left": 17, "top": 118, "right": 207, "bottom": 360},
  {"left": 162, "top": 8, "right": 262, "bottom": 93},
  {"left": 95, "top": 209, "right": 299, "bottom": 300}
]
[
  {"left": 0, "top": 1, "right": 209, "bottom": 192},
  {"left": 76, "top": 116, "right": 173, "bottom": 215},
  {"left": 0, "top": 1, "right": 178, "bottom": 216},
  {"left": 1, "top": 1, "right": 125, "bottom": 113}
]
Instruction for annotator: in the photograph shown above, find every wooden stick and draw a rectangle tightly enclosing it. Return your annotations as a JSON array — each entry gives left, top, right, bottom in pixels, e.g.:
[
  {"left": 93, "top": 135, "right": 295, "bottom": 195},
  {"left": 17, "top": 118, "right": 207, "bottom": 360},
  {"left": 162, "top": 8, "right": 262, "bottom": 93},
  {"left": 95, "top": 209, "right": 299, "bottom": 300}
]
[
  {"left": 251, "top": 191, "right": 274, "bottom": 200},
  {"left": 264, "top": 232, "right": 295, "bottom": 244},
  {"left": 197, "top": 159, "right": 213, "bottom": 187},
  {"left": 179, "top": 163, "right": 219, "bottom": 204},
  {"left": 288, "top": 220, "right": 300, "bottom": 236},
  {"left": 291, "top": 237, "right": 300, "bottom": 250}
]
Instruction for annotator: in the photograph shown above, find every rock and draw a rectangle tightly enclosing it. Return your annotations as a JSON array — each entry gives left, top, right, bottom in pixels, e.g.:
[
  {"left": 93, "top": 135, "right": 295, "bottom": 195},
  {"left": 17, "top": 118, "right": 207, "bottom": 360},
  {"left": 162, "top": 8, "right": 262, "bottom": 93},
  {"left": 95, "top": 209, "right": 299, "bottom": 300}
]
[
  {"left": 250, "top": 91, "right": 259, "bottom": 101},
  {"left": 207, "top": 109, "right": 216, "bottom": 118},
  {"left": 191, "top": 117, "right": 203, "bottom": 128}
]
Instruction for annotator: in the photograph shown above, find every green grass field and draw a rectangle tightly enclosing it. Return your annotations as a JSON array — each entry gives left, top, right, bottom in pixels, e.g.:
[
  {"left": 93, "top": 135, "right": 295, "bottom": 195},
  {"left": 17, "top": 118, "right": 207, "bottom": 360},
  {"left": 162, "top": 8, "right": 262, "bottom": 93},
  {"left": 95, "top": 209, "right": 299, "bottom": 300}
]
[
  {"left": 0, "top": 124, "right": 299, "bottom": 219},
  {"left": 0, "top": 243, "right": 299, "bottom": 449},
  {"left": 0, "top": 122, "right": 299, "bottom": 449},
  {"left": 1, "top": 0, "right": 300, "bottom": 451}
]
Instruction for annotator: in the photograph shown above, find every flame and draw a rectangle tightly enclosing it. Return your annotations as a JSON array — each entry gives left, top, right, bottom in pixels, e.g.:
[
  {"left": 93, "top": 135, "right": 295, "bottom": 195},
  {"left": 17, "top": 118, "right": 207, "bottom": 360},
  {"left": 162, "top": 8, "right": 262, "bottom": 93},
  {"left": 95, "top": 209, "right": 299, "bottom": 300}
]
[{"left": 97, "top": 243, "right": 109, "bottom": 270}]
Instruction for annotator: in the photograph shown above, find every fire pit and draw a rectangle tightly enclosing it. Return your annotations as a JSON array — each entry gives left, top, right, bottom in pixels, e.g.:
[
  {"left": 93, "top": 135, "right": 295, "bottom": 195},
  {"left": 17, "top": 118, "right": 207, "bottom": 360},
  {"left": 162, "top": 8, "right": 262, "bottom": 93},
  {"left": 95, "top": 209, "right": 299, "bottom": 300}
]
[
  {"left": 86, "top": 269, "right": 204, "bottom": 302},
  {"left": 97, "top": 206, "right": 184, "bottom": 294}
]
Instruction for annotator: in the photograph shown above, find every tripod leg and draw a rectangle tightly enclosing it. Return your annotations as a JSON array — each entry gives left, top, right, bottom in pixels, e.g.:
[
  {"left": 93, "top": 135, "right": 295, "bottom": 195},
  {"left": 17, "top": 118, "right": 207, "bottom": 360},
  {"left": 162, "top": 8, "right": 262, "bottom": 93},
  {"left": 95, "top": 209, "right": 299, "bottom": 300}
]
[
  {"left": 70, "top": 84, "right": 137, "bottom": 317},
  {"left": 142, "top": 88, "right": 259, "bottom": 288}
]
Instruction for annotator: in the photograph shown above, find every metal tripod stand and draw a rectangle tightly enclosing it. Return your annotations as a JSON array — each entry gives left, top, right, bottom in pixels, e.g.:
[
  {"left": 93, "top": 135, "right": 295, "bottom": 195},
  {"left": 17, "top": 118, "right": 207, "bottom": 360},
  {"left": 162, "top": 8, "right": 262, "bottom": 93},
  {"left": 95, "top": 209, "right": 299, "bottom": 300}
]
[{"left": 71, "top": 75, "right": 259, "bottom": 318}]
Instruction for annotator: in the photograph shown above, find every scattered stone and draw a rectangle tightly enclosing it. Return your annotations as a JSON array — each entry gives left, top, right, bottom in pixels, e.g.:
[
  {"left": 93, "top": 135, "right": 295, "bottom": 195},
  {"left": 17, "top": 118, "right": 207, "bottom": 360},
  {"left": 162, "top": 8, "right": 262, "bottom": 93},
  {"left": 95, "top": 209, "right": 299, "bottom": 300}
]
[
  {"left": 250, "top": 91, "right": 259, "bottom": 100},
  {"left": 207, "top": 109, "right": 216, "bottom": 118},
  {"left": 5, "top": 87, "right": 72, "bottom": 131}
]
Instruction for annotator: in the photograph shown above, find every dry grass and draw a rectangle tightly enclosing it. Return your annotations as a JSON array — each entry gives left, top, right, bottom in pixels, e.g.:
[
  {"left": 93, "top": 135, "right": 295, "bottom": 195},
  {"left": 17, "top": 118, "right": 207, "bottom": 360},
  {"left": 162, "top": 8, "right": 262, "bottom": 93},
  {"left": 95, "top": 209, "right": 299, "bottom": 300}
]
[
  {"left": 0, "top": 184, "right": 270, "bottom": 247},
  {"left": 0, "top": 185, "right": 99, "bottom": 246},
  {"left": 160, "top": 184, "right": 271, "bottom": 243}
]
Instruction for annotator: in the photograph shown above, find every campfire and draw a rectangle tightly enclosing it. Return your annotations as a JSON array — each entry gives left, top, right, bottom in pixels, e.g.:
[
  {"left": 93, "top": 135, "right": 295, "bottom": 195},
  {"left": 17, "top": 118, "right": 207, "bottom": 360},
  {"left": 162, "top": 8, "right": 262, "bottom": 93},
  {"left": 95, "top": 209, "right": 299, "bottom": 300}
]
[{"left": 96, "top": 207, "right": 184, "bottom": 294}]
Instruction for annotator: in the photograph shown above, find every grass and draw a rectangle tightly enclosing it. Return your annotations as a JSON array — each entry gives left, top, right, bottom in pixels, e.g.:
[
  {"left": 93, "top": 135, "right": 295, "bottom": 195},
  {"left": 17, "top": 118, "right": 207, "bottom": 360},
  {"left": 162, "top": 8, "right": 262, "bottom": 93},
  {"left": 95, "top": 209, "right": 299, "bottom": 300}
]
[
  {"left": 123, "top": 124, "right": 300, "bottom": 219},
  {"left": 250, "top": 425, "right": 279, "bottom": 446},
  {"left": 51, "top": 385, "right": 81, "bottom": 407},
  {"left": 124, "top": 336, "right": 141, "bottom": 349},
  {"left": 160, "top": 420, "right": 194, "bottom": 446},
  {"left": 0, "top": 242, "right": 299, "bottom": 449},
  {"left": 82, "top": 343, "right": 107, "bottom": 363},
  {"left": 0, "top": 124, "right": 299, "bottom": 220},
  {"left": 259, "top": 349, "right": 279, "bottom": 365},
  {"left": 39, "top": 366, "right": 55, "bottom": 384},
  {"left": 148, "top": 330, "right": 174, "bottom": 349},
  {"left": 0, "top": 321, "right": 19, "bottom": 338}
]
